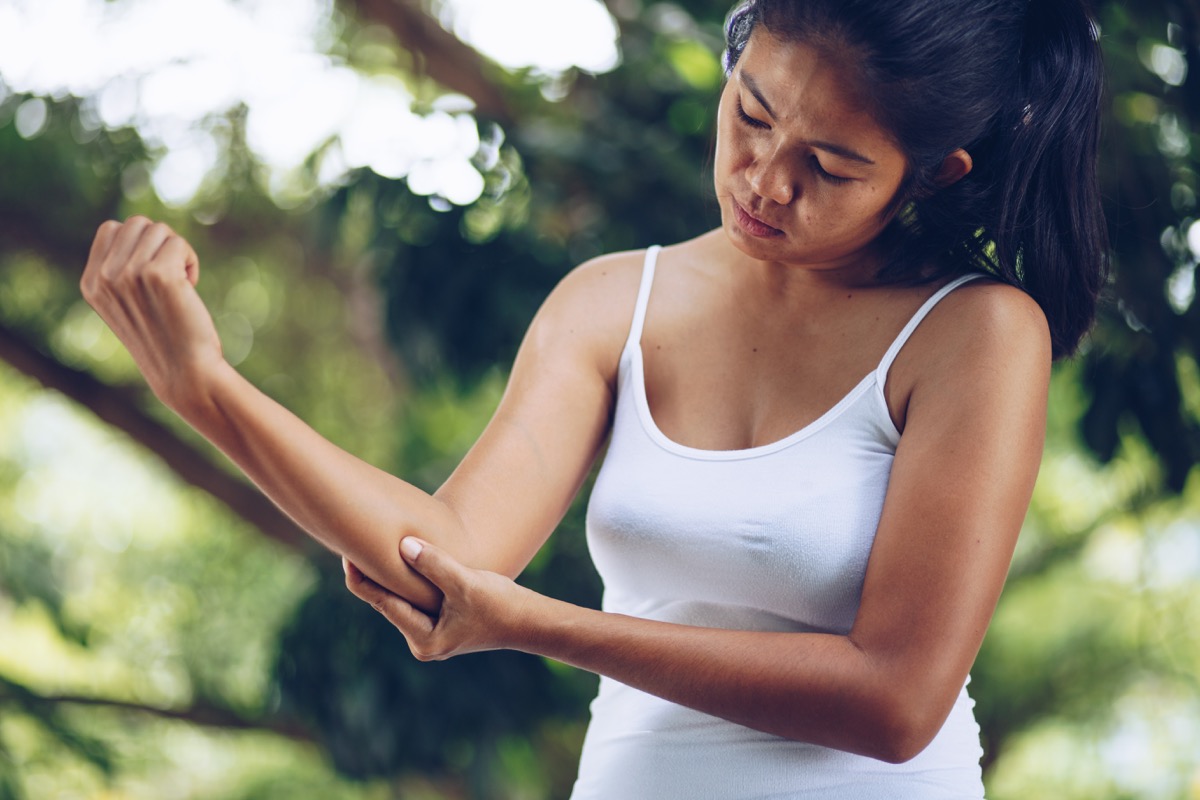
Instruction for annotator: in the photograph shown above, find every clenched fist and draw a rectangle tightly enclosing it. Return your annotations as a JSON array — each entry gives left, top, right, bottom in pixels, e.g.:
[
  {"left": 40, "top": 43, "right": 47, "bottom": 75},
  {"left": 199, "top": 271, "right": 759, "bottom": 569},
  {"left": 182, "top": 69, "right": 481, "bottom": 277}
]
[{"left": 80, "top": 216, "right": 225, "bottom": 413}]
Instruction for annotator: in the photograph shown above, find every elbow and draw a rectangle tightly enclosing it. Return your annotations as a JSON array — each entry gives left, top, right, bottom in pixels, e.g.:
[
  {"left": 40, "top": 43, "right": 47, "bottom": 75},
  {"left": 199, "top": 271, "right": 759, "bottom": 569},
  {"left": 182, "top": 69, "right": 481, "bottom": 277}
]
[
  {"left": 870, "top": 730, "right": 933, "bottom": 766},
  {"left": 861, "top": 692, "right": 944, "bottom": 764}
]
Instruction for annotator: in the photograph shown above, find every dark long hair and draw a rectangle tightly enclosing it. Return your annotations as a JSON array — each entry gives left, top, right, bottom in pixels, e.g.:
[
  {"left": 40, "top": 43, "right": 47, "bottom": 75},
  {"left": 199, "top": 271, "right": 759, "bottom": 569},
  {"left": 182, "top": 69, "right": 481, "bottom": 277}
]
[{"left": 725, "top": 0, "right": 1108, "bottom": 359}]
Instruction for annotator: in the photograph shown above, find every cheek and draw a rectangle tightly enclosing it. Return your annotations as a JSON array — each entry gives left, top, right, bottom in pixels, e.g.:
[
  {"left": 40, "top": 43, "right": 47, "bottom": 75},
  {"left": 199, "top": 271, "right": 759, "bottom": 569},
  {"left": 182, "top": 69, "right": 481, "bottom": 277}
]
[
  {"left": 713, "top": 111, "right": 754, "bottom": 175},
  {"left": 713, "top": 122, "right": 738, "bottom": 173},
  {"left": 797, "top": 189, "right": 895, "bottom": 241}
]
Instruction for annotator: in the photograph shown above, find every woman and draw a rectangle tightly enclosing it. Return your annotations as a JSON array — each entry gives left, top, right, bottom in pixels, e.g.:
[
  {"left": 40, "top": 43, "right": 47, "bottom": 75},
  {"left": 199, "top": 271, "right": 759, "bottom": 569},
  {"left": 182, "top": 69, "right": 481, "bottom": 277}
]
[{"left": 80, "top": 0, "right": 1106, "bottom": 796}]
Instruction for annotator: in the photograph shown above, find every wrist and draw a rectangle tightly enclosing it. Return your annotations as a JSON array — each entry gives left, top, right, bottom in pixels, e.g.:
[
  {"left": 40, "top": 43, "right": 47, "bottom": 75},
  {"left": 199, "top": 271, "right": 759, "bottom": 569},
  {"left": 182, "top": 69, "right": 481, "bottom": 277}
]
[
  {"left": 507, "top": 590, "right": 576, "bottom": 658},
  {"left": 166, "top": 358, "right": 239, "bottom": 430}
]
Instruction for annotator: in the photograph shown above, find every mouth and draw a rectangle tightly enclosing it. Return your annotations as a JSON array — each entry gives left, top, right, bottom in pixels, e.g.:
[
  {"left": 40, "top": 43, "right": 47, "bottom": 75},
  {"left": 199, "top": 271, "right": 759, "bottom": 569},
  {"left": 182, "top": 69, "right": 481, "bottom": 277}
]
[{"left": 732, "top": 200, "right": 784, "bottom": 238}]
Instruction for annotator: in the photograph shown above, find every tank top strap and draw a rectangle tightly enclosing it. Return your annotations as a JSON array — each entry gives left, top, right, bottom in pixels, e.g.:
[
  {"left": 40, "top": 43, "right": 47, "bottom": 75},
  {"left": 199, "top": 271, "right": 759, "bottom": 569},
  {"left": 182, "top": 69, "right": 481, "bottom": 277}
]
[
  {"left": 624, "top": 245, "right": 661, "bottom": 349},
  {"left": 875, "top": 273, "right": 986, "bottom": 381}
]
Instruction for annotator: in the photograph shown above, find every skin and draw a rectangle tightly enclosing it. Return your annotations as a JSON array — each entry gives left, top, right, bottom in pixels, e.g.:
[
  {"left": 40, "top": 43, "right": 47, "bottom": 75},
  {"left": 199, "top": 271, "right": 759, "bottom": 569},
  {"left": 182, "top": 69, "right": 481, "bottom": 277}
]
[{"left": 81, "top": 27, "right": 1049, "bottom": 763}]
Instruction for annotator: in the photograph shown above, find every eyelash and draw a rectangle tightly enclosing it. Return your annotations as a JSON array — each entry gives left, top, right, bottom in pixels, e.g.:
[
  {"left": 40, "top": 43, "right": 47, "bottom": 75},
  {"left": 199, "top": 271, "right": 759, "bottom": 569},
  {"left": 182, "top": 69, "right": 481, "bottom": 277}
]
[
  {"left": 735, "top": 100, "right": 769, "bottom": 130},
  {"left": 735, "top": 100, "right": 852, "bottom": 187}
]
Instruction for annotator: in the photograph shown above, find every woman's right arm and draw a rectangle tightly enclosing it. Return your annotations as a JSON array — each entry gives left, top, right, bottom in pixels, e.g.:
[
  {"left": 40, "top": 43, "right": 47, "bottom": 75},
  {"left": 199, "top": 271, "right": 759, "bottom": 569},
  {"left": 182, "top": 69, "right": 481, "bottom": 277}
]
[{"left": 81, "top": 216, "right": 639, "bottom": 611}]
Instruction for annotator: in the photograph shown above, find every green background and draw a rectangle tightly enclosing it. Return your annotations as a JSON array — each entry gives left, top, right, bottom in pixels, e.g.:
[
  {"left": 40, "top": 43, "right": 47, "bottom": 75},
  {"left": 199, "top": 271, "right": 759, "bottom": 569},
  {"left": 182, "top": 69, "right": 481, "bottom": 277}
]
[{"left": 1, "top": 0, "right": 1198, "bottom": 797}]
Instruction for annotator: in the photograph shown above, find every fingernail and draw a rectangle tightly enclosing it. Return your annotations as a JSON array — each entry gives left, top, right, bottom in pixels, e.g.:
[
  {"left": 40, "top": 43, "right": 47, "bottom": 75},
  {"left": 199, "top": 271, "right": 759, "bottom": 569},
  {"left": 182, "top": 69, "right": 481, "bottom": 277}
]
[{"left": 400, "top": 537, "right": 423, "bottom": 560}]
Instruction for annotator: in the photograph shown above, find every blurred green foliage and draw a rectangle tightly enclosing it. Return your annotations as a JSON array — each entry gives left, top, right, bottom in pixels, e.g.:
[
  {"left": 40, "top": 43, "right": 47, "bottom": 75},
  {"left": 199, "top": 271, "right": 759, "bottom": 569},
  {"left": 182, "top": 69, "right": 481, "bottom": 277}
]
[
  {"left": 0, "top": 0, "right": 1198, "bottom": 798},
  {"left": 1084, "top": 1, "right": 1200, "bottom": 492}
]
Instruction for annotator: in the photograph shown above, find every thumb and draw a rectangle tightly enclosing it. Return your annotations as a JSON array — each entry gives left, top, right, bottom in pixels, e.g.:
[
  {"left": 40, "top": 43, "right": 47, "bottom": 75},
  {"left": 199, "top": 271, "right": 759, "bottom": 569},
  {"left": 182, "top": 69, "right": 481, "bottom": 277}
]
[
  {"left": 182, "top": 240, "right": 200, "bottom": 286},
  {"left": 400, "top": 537, "right": 460, "bottom": 590}
]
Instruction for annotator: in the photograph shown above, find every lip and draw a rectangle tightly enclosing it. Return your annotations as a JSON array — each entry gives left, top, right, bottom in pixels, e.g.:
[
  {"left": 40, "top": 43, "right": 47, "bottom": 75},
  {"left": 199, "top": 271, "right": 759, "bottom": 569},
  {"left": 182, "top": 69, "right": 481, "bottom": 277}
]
[{"left": 732, "top": 200, "right": 784, "bottom": 238}]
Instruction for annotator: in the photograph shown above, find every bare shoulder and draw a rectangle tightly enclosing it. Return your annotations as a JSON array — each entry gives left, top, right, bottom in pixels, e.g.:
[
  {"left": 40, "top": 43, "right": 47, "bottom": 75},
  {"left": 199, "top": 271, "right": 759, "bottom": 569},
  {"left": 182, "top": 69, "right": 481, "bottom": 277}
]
[
  {"left": 890, "top": 279, "right": 1051, "bottom": 429},
  {"left": 945, "top": 278, "right": 1049, "bottom": 340},
  {"left": 907, "top": 278, "right": 1050, "bottom": 378},
  {"left": 523, "top": 248, "right": 649, "bottom": 382},
  {"left": 945, "top": 279, "right": 1050, "bottom": 373},
  {"left": 548, "top": 249, "right": 647, "bottom": 312}
]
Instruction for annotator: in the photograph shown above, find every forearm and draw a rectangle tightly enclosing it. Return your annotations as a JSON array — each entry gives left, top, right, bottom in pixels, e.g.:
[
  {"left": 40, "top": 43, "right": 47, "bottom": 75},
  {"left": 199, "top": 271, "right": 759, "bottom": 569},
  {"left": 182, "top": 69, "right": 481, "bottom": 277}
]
[
  {"left": 176, "top": 362, "right": 461, "bottom": 611},
  {"left": 363, "top": 539, "right": 957, "bottom": 762},
  {"left": 519, "top": 597, "right": 926, "bottom": 762}
]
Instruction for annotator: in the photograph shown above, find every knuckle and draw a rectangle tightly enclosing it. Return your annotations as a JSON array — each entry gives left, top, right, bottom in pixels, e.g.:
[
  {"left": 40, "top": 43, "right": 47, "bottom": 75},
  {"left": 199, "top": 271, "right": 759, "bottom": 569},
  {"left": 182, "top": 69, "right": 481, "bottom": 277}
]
[
  {"left": 127, "top": 261, "right": 168, "bottom": 289},
  {"left": 135, "top": 266, "right": 166, "bottom": 287},
  {"left": 411, "top": 637, "right": 445, "bottom": 661},
  {"left": 97, "top": 264, "right": 121, "bottom": 285},
  {"left": 104, "top": 261, "right": 132, "bottom": 283},
  {"left": 80, "top": 282, "right": 103, "bottom": 307}
]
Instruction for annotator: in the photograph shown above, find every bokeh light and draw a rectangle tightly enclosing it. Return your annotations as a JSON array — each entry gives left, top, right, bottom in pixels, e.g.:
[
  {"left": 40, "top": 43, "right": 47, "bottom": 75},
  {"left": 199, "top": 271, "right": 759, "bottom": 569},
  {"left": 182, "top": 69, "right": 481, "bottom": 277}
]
[{"left": 0, "top": 0, "right": 619, "bottom": 207}]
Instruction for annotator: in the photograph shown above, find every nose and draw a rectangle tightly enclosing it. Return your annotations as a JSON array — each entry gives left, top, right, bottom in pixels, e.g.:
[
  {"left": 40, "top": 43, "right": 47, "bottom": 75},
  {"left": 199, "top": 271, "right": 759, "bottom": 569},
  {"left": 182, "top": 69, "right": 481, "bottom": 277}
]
[{"left": 747, "top": 147, "right": 796, "bottom": 206}]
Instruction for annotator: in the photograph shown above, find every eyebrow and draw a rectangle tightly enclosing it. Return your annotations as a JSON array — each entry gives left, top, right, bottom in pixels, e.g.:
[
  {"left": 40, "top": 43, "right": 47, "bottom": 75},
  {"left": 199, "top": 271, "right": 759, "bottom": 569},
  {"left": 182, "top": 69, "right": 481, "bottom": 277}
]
[{"left": 740, "top": 72, "right": 877, "bottom": 166}]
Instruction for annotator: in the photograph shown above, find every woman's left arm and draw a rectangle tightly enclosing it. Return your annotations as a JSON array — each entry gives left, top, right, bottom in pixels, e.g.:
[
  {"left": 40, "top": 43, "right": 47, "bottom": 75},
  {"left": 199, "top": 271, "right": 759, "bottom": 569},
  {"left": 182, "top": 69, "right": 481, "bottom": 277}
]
[{"left": 346, "top": 283, "right": 1052, "bottom": 764}]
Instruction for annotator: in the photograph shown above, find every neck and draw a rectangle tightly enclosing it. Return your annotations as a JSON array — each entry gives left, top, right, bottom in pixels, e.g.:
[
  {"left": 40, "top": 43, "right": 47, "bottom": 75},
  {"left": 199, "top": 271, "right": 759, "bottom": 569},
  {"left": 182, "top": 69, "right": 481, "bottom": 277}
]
[{"left": 707, "top": 230, "right": 889, "bottom": 304}]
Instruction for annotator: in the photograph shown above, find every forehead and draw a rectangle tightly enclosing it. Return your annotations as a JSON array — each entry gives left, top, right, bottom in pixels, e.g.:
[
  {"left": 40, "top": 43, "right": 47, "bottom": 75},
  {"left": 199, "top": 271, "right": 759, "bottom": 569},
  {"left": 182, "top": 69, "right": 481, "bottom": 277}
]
[{"left": 735, "top": 27, "right": 890, "bottom": 142}]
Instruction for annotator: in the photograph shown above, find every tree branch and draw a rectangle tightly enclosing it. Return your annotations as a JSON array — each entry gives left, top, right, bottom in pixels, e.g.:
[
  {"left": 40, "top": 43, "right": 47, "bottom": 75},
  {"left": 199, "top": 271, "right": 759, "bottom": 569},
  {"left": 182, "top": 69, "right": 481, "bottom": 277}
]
[
  {"left": 0, "top": 322, "right": 311, "bottom": 554},
  {"left": 0, "top": 675, "right": 312, "bottom": 742},
  {"left": 50, "top": 694, "right": 314, "bottom": 741},
  {"left": 345, "top": 0, "right": 513, "bottom": 123}
]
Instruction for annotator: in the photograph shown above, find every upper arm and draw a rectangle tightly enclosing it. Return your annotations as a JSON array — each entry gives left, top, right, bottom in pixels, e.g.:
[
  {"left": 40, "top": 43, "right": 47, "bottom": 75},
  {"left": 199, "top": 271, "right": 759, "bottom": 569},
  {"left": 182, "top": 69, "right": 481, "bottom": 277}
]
[
  {"left": 849, "top": 282, "right": 1052, "bottom": 750},
  {"left": 433, "top": 250, "right": 645, "bottom": 578}
]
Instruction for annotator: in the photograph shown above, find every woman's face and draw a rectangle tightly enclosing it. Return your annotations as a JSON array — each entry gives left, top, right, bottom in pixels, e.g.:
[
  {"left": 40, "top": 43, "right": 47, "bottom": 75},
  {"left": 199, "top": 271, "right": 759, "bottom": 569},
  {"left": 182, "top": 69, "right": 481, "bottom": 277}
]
[{"left": 714, "top": 27, "right": 910, "bottom": 274}]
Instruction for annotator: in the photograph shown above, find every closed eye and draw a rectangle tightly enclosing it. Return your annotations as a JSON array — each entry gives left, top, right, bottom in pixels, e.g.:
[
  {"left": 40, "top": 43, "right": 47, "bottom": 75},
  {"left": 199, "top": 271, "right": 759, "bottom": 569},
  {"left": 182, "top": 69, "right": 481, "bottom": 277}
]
[
  {"left": 735, "top": 99, "right": 769, "bottom": 130},
  {"left": 737, "top": 97, "right": 853, "bottom": 186},
  {"left": 810, "top": 156, "right": 851, "bottom": 185}
]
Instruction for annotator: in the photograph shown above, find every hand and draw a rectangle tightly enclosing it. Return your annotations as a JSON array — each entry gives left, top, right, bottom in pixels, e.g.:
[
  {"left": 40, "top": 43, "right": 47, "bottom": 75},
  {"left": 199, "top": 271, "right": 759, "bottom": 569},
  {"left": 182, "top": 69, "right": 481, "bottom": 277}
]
[
  {"left": 80, "top": 216, "right": 224, "bottom": 411},
  {"left": 343, "top": 538, "right": 539, "bottom": 662}
]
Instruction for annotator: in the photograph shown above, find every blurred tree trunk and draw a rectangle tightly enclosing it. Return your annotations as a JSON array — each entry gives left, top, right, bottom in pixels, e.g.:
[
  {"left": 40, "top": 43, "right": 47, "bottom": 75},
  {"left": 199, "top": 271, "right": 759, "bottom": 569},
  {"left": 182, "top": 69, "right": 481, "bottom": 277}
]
[
  {"left": 345, "top": 0, "right": 513, "bottom": 122},
  {"left": 0, "top": 323, "right": 309, "bottom": 552}
]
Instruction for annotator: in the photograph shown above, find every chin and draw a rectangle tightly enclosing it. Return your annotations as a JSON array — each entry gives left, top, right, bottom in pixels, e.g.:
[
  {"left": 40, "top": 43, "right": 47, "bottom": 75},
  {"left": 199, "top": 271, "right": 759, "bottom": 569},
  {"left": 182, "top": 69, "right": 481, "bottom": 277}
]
[{"left": 723, "top": 219, "right": 792, "bottom": 260}]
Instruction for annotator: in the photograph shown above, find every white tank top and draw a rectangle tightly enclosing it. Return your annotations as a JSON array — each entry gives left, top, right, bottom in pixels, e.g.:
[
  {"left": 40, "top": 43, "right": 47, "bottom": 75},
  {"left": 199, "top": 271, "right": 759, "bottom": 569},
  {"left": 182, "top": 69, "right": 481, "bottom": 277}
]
[{"left": 573, "top": 246, "right": 987, "bottom": 799}]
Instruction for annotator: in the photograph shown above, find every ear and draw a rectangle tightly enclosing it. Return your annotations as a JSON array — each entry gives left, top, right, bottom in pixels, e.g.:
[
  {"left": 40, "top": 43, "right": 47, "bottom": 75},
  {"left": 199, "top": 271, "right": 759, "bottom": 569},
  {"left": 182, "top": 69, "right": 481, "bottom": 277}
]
[{"left": 934, "top": 148, "right": 973, "bottom": 188}]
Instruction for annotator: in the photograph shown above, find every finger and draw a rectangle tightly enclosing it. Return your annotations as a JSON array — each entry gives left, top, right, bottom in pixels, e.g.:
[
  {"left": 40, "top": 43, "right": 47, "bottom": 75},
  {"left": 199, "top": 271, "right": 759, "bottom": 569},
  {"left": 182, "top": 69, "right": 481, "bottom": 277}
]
[
  {"left": 181, "top": 239, "right": 200, "bottom": 286},
  {"left": 399, "top": 538, "right": 464, "bottom": 594},
  {"left": 149, "top": 236, "right": 199, "bottom": 286},
  {"left": 343, "top": 556, "right": 366, "bottom": 581},
  {"left": 344, "top": 558, "right": 436, "bottom": 637},
  {"left": 87, "top": 220, "right": 121, "bottom": 265},
  {"left": 342, "top": 558, "right": 376, "bottom": 588},
  {"left": 128, "top": 221, "right": 176, "bottom": 272},
  {"left": 81, "top": 220, "right": 122, "bottom": 299},
  {"left": 100, "top": 216, "right": 153, "bottom": 279}
]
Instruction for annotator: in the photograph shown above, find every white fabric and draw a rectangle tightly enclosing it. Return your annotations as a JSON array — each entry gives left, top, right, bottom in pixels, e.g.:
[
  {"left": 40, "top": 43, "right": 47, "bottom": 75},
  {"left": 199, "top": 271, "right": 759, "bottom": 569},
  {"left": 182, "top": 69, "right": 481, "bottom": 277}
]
[{"left": 572, "top": 245, "right": 987, "bottom": 799}]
